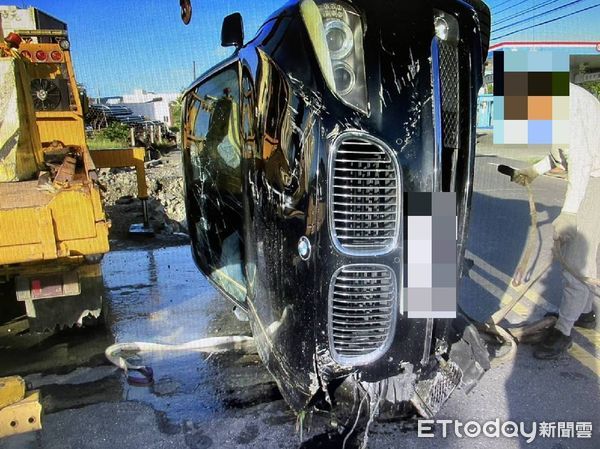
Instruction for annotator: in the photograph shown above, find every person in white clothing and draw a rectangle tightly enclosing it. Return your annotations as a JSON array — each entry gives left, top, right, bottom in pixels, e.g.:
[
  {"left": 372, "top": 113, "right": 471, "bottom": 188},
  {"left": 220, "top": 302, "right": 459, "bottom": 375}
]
[{"left": 512, "top": 83, "right": 600, "bottom": 359}]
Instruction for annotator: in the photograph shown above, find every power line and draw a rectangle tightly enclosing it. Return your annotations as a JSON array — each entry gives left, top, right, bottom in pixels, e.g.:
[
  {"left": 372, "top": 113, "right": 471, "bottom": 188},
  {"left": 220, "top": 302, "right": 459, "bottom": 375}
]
[
  {"left": 492, "top": 0, "right": 586, "bottom": 34},
  {"left": 492, "top": 2, "right": 600, "bottom": 40},
  {"left": 494, "top": 0, "right": 529, "bottom": 17},
  {"left": 494, "top": 0, "right": 562, "bottom": 26},
  {"left": 493, "top": 0, "right": 518, "bottom": 10}
]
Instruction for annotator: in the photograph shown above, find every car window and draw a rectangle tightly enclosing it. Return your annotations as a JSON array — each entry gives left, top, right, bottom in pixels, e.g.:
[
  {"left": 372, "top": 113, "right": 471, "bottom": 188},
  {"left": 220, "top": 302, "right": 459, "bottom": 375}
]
[{"left": 182, "top": 66, "right": 247, "bottom": 304}]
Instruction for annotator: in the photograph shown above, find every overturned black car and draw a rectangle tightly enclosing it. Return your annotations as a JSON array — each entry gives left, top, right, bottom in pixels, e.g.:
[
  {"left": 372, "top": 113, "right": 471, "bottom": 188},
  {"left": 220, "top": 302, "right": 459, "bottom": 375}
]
[{"left": 180, "top": 0, "right": 491, "bottom": 418}]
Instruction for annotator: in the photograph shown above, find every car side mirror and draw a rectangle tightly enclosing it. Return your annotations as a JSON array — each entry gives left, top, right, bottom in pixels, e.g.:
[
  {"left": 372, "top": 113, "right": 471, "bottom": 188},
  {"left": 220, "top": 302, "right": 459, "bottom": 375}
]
[
  {"left": 180, "top": 0, "right": 192, "bottom": 25},
  {"left": 221, "top": 13, "right": 244, "bottom": 48}
]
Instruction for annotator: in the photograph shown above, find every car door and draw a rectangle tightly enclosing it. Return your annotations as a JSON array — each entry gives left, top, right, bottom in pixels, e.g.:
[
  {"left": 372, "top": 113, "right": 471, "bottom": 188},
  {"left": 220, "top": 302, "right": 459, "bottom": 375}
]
[{"left": 182, "top": 62, "right": 247, "bottom": 306}]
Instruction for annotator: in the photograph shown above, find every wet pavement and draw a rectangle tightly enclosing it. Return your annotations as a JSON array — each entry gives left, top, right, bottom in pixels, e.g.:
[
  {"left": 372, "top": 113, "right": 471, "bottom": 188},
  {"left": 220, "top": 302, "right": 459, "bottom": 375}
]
[
  {"left": 0, "top": 246, "right": 298, "bottom": 449},
  {"left": 1, "top": 155, "right": 599, "bottom": 449}
]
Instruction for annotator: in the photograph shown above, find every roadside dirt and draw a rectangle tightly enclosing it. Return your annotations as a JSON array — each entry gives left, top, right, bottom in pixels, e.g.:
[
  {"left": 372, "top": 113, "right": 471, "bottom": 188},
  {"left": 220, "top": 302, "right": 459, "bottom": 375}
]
[{"left": 97, "top": 147, "right": 189, "bottom": 250}]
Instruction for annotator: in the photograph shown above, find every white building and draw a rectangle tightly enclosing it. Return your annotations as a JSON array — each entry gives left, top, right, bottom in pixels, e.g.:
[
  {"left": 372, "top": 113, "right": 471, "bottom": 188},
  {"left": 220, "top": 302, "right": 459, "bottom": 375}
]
[{"left": 107, "top": 89, "right": 180, "bottom": 127}]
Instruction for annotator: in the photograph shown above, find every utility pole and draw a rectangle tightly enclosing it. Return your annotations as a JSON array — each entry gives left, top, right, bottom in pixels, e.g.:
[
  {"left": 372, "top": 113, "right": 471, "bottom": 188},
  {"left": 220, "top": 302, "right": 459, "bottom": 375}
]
[{"left": 193, "top": 61, "right": 196, "bottom": 80}]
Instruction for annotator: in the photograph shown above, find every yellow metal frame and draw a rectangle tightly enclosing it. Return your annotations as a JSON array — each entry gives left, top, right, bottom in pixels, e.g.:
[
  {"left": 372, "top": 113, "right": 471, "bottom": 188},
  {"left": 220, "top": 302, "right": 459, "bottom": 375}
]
[
  {"left": 0, "top": 179, "right": 110, "bottom": 266},
  {"left": 18, "top": 40, "right": 86, "bottom": 148},
  {"left": 0, "top": 377, "right": 25, "bottom": 410},
  {"left": 0, "top": 377, "right": 42, "bottom": 438},
  {"left": 0, "top": 33, "right": 110, "bottom": 273},
  {"left": 90, "top": 147, "right": 149, "bottom": 199},
  {"left": 0, "top": 33, "right": 151, "bottom": 294}
]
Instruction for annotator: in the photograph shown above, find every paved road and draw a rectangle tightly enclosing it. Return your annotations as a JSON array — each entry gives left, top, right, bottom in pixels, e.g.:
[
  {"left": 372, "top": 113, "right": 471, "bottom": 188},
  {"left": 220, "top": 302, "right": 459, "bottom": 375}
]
[{"left": 1, "top": 153, "right": 598, "bottom": 449}]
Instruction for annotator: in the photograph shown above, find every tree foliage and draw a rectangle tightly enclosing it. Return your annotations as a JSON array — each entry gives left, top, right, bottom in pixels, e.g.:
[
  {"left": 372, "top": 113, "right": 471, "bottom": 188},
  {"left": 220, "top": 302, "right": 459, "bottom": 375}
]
[
  {"left": 580, "top": 81, "right": 600, "bottom": 99},
  {"left": 99, "top": 122, "right": 130, "bottom": 143},
  {"left": 169, "top": 96, "right": 183, "bottom": 131}
]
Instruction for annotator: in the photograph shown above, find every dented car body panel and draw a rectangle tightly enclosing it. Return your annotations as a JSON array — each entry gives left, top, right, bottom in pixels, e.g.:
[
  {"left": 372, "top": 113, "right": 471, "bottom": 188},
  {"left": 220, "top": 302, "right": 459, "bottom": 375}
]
[{"left": 182, "top": 0, "right": 490, "bottom": 412}]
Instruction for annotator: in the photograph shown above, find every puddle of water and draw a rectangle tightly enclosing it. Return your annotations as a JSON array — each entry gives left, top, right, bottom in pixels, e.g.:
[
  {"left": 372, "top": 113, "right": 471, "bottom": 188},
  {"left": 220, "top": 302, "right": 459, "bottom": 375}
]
[
  {"left": 103, "top": 246, "right": 221, "bottom": 343},
  {"left": 102, "top": 246, "right": 269, "bottom": 425},
  {"left": 124, "top": 352, "right": 224, "bottom": 422},
  {"left": 2, "top": 245, "right": 279, "bottom": 431}
]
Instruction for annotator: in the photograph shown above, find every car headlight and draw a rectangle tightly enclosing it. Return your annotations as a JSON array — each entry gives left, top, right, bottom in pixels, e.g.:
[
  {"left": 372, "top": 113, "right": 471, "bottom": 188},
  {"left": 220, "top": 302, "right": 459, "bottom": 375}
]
[
  {"left": 300, "top": 0, "right": 368, "bottom": 114},
  {"left": 332, "top": 61, "right": 355, "bottom": 95},
  {"left": 324, "top": 19, "right": 353, "bottom": 60},
  {"left": 433, "top": 9, "right": 459, "bottom": 43}
]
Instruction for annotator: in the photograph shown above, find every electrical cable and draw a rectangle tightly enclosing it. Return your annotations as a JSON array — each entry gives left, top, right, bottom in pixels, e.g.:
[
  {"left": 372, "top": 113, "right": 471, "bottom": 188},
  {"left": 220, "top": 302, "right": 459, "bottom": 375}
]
[
  {"left": 492, "top": 2, "right": 600, "bottom": 40},
  {"left": 493, "top": 0, "right": 586, "bottom": 34},
  {"left": 494, "top": 0, "right": 529, "bottom": 17},
  {"left": 494, "top": 0, "right": 562, "bottom": 26},
  {"left": 494, "top": 0, "right": 518, "bottom": 9}
]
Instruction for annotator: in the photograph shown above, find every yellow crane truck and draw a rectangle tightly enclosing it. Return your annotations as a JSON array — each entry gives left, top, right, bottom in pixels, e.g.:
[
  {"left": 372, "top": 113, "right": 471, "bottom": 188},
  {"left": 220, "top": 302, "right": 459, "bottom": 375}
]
[{"left": 0, "top": 27, "right": 110, "bottom": 331}]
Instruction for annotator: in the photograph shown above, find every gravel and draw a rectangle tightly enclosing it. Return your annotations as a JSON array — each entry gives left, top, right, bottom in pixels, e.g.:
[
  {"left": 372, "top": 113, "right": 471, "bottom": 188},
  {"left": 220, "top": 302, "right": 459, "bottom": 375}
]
[{"left": 97, "top": 148, "right": 187, "bottom": 236}]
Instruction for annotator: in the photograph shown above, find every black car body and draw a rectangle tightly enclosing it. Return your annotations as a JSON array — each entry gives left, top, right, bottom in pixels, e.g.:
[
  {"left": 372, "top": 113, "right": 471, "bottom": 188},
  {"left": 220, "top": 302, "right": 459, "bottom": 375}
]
[{"left": 181, "top": 0, "right": 491, "bottom": 416}]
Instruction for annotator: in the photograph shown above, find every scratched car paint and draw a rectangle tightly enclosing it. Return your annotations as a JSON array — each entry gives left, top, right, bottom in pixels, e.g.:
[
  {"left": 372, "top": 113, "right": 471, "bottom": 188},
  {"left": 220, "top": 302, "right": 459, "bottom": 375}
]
[{"left": 180, "top": 0, "right": 491, "bottom": 419}]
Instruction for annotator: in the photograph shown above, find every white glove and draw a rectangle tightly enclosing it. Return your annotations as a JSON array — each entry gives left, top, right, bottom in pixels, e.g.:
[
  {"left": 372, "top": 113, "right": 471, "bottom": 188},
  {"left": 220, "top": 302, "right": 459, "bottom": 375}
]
[
  {"left": 511, "top": 166, "right": 539, "bottom": 186},
  {"left": 552, "top": 212, "right": 577, "bottom": 241}
]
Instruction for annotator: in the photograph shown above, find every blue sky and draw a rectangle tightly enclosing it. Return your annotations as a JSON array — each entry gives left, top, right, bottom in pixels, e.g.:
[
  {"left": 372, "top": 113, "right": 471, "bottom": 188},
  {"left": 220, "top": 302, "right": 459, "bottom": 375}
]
[
  {"left": 2, "top": 0, "right": 283, "bottom": 96},
  {"left": 3, "top": 0, "right": 598, "bottom": 96}
]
